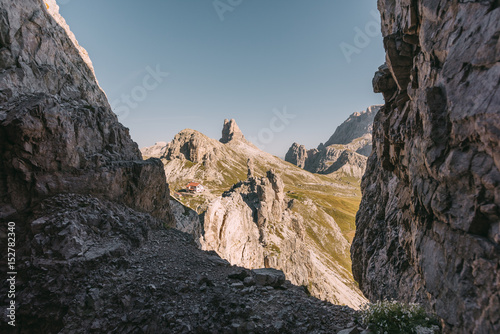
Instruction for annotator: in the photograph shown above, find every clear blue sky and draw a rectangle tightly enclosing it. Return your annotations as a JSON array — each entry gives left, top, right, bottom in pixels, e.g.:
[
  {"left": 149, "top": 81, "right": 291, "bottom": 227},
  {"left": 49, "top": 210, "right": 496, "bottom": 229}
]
[{"left": 59, "top": 0, "right": 385, "bottom": 156}]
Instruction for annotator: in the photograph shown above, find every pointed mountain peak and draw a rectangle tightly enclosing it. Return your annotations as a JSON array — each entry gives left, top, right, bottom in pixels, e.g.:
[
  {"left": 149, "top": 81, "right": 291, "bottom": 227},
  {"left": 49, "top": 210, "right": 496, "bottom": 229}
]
[{"left": 220, "top": 119, "right": 245, "bottom": 143}]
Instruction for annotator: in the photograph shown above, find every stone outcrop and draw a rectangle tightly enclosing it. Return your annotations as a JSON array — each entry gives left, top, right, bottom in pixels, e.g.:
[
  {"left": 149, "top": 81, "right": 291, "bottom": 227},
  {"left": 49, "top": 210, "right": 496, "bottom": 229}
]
[
  {"left": 286, "top": 144, "right": 368, "bottom": 178},
  {"left": 304, "top": 147, "right": 368, "bottom": 179},
  {"left": 201, "top": 170, "right": 367, "bottom": 308},
  {"left": 285, "top": 143, "right": 308, "bottom": 169},
  {"left": 142, "top": 127, "right": 240, "bottom": 193},
  {"left": 325, "top": 150, "right": 367, "bottom": 179},
  {"left": 220, "top": 118, "right": 245, "bottom": 143},
  {"left": 285, "top": 106, "right": 380, "bottom": 178},
  {"left": 352, "top": 1, "right": 500, "bottom": 333}
]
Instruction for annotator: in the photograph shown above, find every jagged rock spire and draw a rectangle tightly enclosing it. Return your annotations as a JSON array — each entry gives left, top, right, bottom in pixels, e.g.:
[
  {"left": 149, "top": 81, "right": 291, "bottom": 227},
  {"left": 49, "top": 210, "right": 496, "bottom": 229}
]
[
  {"left": 220, "top": 119, "right": 245, "bottom": 143},
  {"left": 285, "top": 143, "right": 307, "bottom": 169}
]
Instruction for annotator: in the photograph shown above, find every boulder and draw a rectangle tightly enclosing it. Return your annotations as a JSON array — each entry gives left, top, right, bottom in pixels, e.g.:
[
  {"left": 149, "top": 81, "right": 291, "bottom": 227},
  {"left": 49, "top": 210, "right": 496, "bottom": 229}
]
[{"left": 252, "top": 268, "right": 286, "bottom": 287}]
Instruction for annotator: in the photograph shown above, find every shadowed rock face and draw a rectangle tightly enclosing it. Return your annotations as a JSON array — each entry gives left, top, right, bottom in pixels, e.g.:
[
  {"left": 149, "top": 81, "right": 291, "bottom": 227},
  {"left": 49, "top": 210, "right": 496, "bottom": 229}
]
[
  {"left": 0, "top": 0, "right": 173, "bottom": 330},
  {"left": 352, "top": 1, "right": 500, "bottom": 333},
  {"left": 0, "top": 0, "right": 172, "bottom": 223}
]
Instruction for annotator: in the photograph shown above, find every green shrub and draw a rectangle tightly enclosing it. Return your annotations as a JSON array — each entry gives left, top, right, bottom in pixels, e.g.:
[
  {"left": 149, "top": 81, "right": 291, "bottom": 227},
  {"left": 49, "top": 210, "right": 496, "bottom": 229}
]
[{"left": 359, "top": 300, "right": 440, "bottom": 334}]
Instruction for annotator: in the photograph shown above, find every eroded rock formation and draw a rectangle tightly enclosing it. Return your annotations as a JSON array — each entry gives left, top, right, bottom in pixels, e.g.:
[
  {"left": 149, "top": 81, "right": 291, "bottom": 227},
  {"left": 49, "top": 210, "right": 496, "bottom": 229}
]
[
  {"left": 352, "top": 1, "right": 500, "bottom": 333},
  {"left": 170, "top": 198, "right": 203, "bottom": 246},
  {"left": 164, "top": 129, "right": 218, "bottom": 164}
]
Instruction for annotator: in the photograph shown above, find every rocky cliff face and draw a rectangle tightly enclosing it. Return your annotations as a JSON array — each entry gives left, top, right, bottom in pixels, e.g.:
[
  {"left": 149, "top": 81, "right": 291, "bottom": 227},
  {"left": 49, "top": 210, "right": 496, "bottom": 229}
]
[
  {"left": 285, "top": 106, "right": 380, "bottom": 178},
  {"left": 202, "top": 170, "right": 366, "bottom": 308},
  {"left": 286, "top": 144, "right": 368, "bottom": 178},
  {"left": 352, "top": 1, "right": 500, "bottom": 333},
  {"left": 170, "top": 198, "right": 203, "bottom": 246},
  {"left": 164, "top": 129, "right": 219, "bottom": 164},
  {"left": 0, "top": 0, "right": 174, "bottom": 330},
  {"left": 0, "top": 0, "right": 171, "bottom": 222}
]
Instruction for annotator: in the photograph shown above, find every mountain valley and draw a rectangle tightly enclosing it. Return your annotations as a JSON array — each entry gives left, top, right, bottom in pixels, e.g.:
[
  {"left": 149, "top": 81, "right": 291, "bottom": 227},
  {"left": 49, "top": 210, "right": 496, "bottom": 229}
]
[{"left": 142, "top": 118, "right": 367, "bottom": 308}]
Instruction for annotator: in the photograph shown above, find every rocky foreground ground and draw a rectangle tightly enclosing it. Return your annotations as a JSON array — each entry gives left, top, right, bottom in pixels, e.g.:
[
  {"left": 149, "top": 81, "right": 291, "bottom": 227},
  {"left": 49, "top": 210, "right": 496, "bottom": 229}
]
[{"left": 1, "top": 194, "right": 364, "bottom": 334}]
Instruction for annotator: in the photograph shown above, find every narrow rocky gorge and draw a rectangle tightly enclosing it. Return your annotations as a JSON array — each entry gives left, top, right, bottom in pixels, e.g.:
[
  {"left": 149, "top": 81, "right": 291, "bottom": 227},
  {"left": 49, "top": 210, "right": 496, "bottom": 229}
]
[
  {"left": 352, "top": 1, "right": 500, "bottom": 333},
  {"left": 0, "top": 1, "right": 367, "bottom": 333},
  {"left": 2, "top": 0, "right": 497, "bottom": 332}
]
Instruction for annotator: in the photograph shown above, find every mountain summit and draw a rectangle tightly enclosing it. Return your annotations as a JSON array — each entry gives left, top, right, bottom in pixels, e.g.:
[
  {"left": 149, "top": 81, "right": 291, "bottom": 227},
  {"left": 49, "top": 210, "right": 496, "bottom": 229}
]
[
  {"left": 324, "top": 105, "right": 378, "bottom": 148},
  {"left": 220, "top": 118, "right": 245, "bottom": 143},
  {"left": 285, "top": 105, "right": 381, "bottom": 178}
]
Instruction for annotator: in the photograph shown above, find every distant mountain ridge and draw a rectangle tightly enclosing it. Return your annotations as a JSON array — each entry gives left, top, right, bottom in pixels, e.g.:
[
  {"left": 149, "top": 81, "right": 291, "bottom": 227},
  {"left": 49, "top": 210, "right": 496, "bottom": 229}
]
[
  {"left": 285, "top": 105, "right": 381, "bottom": 178},
  {"left": 325, "top": 105, "right": 379, "bottom": 147}
]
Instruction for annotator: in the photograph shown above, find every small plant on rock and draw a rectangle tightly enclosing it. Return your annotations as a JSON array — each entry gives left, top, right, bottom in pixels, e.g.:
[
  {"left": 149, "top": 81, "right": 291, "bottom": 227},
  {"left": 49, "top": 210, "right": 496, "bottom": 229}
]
[{"left": 359, "top": 299, "right": 441, "bottom": 334}]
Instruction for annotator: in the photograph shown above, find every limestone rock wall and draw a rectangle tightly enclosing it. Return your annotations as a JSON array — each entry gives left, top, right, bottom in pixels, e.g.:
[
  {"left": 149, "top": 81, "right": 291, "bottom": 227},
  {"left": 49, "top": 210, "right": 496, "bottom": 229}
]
[
  {"left": 0, "top": 0, "right": 172, "bottom": 223},
  {"left": 170, "top": 198, "right": 203, "bottom": 246},
  {"left": 352, "top": 1, "right": 500, "bottom": 333}
]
